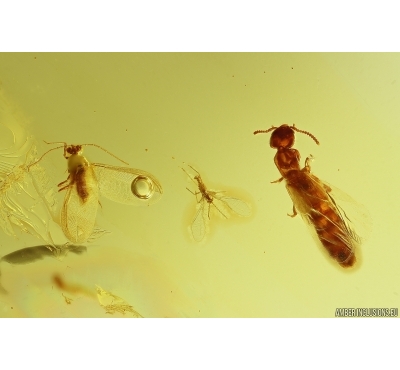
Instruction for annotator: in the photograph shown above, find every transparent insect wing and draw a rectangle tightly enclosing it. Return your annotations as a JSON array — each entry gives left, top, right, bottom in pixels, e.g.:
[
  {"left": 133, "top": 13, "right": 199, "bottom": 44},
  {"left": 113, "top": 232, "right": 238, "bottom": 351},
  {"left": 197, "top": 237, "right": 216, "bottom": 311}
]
[
  {"left": 1, "top": 206, "right": 16, "bottom": 237},
  {"left": 28, "top": 159, "right": 59, "bottom": 221},
  {"left": 92, "top": 164, "right": 162, "bottom": 206},
  {"left": 191, "top": 198, "right": 209, "bottom": 242},
  {"left": 322, "top": 180, "right": 371, "bottom": 243},
  {"left": 0, "top": 146, "right": 57, "bottom": 242},
  {"left": 285, "top": 174, "right": 366, "bottom": 266},
  {"left": 293, "top": 175, "right": 369, "bottom": 242},
  {"left": 61, "top": 166, "right": 99, "bottom": 244},
  {"left": 213, "top": 194, "right": 252, "bottom": 218}
]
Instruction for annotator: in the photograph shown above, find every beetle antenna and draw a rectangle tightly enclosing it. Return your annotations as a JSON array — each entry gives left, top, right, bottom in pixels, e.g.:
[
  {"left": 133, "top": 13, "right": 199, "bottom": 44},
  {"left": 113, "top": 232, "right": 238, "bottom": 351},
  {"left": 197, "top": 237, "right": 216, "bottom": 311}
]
[
  {"left": 253, "top": 126, "right": 278, "bottom": 135},
  {"left": 291, "top": 124, "right": 320, "bottom": 145}
]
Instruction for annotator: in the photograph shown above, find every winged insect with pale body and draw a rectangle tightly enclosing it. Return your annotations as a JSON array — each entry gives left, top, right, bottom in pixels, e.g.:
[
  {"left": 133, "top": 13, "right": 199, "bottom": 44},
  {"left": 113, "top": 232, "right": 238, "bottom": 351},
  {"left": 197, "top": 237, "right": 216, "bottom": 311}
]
[
  {"left": 28, "top": 142, "right": 163, "bottom": 243},
  {"left": 181, "top": 165, "right": 252, "bottom": 242}
]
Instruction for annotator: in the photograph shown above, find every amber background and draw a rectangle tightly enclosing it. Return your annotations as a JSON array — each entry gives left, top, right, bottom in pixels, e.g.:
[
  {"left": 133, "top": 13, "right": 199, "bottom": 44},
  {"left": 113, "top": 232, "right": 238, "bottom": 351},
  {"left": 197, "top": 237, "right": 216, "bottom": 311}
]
[{"left": 0, "top": 53, "right": 399, "bottom": 317}]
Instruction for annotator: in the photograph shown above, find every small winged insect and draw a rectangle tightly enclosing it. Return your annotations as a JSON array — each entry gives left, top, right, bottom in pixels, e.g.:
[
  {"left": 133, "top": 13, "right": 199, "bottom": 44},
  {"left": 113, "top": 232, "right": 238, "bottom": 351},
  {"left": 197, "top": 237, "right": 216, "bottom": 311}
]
[
  {"left": 254, "top": 124, "right": 369, "bottom": 268},
  {"left": 181, "top": 165, "right": 252, "bottom": 242},
  {"left": 28, "top": 142, "right": 163, "bottom": 243}
]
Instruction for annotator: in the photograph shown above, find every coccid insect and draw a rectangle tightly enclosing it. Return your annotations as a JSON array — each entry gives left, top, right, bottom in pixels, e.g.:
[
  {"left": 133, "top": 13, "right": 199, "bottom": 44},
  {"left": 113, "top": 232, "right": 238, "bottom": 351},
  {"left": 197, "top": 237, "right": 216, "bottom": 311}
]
[
  {"left": 29, "top": 142, "right": 163, "bottom": 244},
  {"left": 254, "top": 124, "right": 368, "bottom": 268},
  {"left": 181, "top": 165, "right": 252, "bottom": 242}
]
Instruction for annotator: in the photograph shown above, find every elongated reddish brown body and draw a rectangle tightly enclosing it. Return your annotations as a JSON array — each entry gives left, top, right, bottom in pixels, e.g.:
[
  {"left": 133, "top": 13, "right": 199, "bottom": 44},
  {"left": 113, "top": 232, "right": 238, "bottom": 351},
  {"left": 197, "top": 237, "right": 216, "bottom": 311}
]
[
  {"left": 71, "top": 164, "right": 90, "bottom": 203},
  {"left": 254, "top": 124, "right": 358, "bottom": 268}
]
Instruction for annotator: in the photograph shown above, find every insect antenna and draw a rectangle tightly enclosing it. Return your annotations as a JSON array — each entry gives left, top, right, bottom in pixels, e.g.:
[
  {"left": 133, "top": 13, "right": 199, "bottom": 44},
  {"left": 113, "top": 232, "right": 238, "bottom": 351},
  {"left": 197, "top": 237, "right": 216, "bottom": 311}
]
[
  {"left": 43, "top": 141, "right": 68, "bottom": 145},
  {"left": 291, "top": 124, "right": 320, "bottom": 145},
  {"left": 180, "top": 165, "right": 199, "bottom": 186},
  {"left": 187, "top": 164, "right": 202, "bottom": 177},
  {"left": 253, "top": 126, "right": 277, "bottom": 135},
  {"left": 27, "top": 144, "right": 65, "bottom": 171},
  {"left": 80, "top": 144, "right": 129, "bottom": 165}
]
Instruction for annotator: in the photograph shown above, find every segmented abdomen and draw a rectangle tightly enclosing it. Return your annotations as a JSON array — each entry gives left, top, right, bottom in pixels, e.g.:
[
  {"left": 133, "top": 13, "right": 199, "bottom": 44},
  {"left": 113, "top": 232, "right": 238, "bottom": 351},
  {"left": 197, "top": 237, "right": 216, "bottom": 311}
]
[{"left": 286, "top": 170, "right": 357, "bottom": 268}]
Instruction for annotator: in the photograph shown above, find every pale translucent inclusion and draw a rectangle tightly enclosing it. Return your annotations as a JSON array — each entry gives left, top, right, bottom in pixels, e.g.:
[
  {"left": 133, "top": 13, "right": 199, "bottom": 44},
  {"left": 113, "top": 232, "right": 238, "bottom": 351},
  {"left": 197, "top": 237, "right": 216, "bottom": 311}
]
[
  {"left": 0, "top": 90, "right": 58, "bottom": 245},
  {"left": 96, "top": 285, "right": 143, "bottom": 317}
]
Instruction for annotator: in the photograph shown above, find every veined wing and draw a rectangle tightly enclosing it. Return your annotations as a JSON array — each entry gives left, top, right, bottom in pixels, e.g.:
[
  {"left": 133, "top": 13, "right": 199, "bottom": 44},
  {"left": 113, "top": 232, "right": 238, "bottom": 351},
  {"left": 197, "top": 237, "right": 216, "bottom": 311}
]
[
  {"left": 213, "top": 193, "right": 252, "bottom": 218},
  {"left": 61, "top": 167, "right": 99, "bottom": 244},
  {"left": 285, "top": 171, "right": 367, "bottom": 267},
  {"left": 291, "top": 173, "right": 369, "bottom": 243},
  {"left": 191, "top": 198, "right": 208, "bottom": 242},
  {"left": 93, "top": 164, "right": 162, "bottom": 206},
  {"left": 313, "top": 175, "right": 371, "bottom": 244}
]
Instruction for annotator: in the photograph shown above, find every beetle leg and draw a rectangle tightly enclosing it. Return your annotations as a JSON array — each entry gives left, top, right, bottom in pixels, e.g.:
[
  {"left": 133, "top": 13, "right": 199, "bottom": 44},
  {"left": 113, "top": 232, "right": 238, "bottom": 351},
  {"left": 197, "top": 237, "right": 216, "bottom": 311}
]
[
  {"left": 303, "top": 155, "right": 314, "bottom": 173},
  {"left": 271, "top": 177, "right": 284, "bottom": 184},
  {"left": 287, "top": 205, "right": 297, "bottom": 218}
]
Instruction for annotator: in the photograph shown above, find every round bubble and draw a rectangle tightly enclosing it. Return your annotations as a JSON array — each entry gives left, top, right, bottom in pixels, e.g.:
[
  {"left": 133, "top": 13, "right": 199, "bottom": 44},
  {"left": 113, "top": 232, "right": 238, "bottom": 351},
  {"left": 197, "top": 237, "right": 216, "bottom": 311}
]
[{"left": 131, "top": 175, "right": 154, "bottom": 199}]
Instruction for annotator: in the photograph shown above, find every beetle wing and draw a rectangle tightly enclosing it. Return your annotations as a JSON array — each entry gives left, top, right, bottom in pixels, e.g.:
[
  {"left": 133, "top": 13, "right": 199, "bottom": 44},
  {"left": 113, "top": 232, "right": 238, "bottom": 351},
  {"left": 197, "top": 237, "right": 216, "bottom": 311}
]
[
  {"left": 61, "top": 167, "right": 99, "bottom": 244},
  {"left": 92, "top": 164, "right": 162, "bottom": 206}
]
